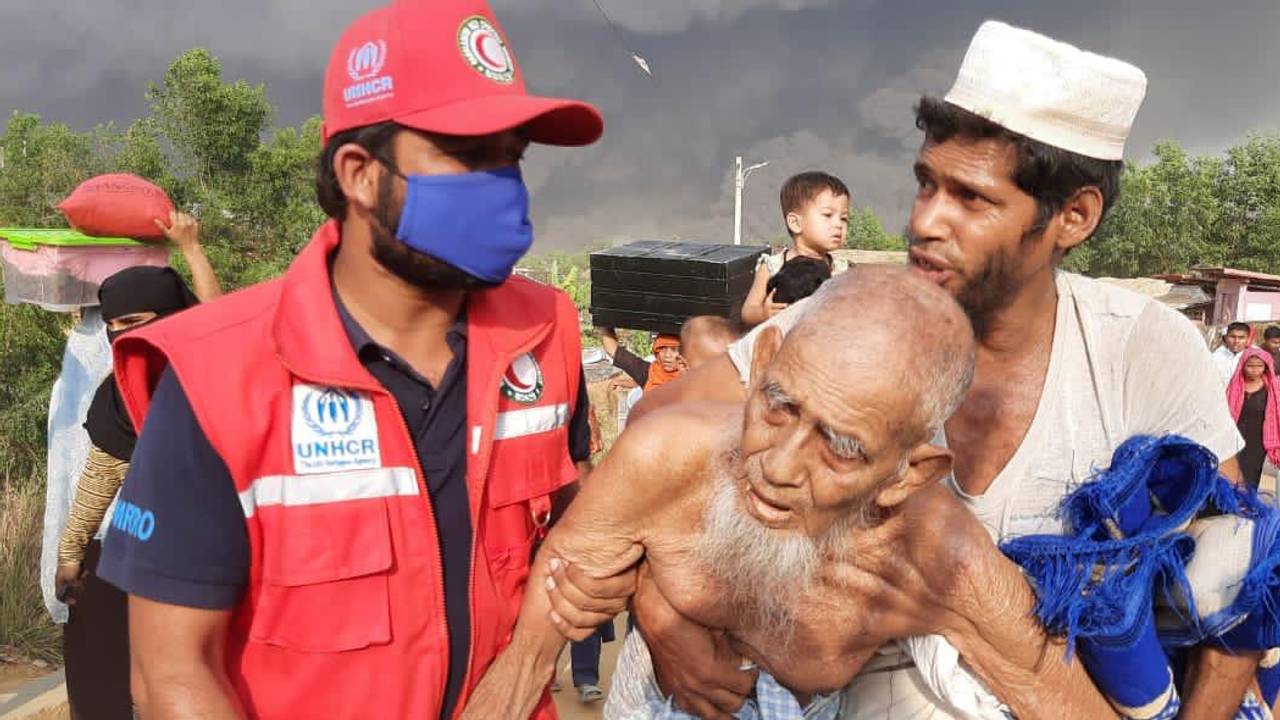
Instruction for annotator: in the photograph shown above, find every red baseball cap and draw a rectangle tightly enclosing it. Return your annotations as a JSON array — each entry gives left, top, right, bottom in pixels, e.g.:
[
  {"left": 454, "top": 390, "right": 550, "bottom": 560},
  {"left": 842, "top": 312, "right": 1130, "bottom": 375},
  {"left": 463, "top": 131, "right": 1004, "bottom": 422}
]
[{"left": 321, "top": 0, "right": 603, "bottom": 146}]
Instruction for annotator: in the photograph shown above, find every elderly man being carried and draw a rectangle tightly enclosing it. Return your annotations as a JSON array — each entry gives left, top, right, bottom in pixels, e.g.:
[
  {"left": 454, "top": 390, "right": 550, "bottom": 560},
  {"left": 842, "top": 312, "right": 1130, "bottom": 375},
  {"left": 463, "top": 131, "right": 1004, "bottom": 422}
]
[{"left": 458, "top": 266, "right": 1116, "bottom": 720}]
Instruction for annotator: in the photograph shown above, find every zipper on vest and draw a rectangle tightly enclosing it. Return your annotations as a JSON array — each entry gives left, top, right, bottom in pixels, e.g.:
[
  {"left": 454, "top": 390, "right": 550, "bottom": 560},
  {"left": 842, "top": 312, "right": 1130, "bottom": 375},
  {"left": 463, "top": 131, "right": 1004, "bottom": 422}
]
[
  {"left": 384, "top": 392, "right": 452, "bottom": 715},
  {"left": 277, "top": 353, "right": 453, "bottom": 713},
  {"left": 457, "top": 335, "right": 552, "bottom": 715}
]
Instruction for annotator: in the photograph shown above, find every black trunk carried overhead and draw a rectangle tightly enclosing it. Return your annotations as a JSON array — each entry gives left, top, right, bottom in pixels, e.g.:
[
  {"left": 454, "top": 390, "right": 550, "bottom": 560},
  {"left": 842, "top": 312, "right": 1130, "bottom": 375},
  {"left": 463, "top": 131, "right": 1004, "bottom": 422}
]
[{"left": 589, "top": 241, "right": 766, "bottom": 334}]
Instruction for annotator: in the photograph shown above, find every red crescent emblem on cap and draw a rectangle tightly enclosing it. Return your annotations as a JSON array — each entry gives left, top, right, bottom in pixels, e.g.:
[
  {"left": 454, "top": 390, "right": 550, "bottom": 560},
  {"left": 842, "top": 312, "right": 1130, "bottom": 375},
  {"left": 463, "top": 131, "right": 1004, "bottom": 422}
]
[
  {"left": 473, "top": 32, "right": 508, "bottom": 72},
  {"left": 458, "top": 16, "right": 515, "bottom": 84}
]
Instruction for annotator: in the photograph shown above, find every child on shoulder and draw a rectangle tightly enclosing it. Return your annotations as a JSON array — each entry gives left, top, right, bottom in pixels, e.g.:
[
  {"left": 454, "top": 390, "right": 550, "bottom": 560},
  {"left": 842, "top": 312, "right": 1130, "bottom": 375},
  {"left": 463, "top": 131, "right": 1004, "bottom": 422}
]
[{"left": 740, "top": 171, "right": 851, "bottom": 326}]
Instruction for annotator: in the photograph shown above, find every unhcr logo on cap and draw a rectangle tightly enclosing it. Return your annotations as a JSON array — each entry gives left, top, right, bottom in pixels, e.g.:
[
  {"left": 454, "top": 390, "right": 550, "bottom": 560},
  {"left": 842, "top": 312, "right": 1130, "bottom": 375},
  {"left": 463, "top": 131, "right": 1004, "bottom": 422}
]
[
  {"left": 347, "top": 40, "right": 387, "bottom": 81},
  {"left": 343, "top": 39, "right": 395, "bottom": 108}
]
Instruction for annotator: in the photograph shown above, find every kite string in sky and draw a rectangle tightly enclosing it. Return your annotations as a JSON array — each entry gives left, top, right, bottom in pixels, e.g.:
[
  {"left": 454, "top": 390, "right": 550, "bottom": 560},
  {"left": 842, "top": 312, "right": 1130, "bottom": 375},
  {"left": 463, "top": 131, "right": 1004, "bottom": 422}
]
[{"left": 590, "top": 0, "right": 653, "bottom": 77}]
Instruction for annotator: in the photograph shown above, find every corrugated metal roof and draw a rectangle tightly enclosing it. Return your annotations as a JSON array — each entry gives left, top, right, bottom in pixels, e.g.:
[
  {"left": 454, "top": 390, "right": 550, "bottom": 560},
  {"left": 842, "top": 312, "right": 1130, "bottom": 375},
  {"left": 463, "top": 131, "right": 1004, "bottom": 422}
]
[
  {"left": 1097, "top": 277, "right": 1173, "bottom": 297},
  {"left": 1193, "top": 267, "right": 1280, "bottom": 285},
  {"left": 1157, "top": 284, "right": 1213, "bottom": 309},
  {"left": 1097, "top": 277, "right": 1212, "bottom": 309}
]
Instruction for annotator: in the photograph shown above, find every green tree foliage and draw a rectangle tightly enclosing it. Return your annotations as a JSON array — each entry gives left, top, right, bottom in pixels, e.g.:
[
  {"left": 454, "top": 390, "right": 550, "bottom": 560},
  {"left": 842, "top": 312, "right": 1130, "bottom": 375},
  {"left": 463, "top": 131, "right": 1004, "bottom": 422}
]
[
  {"left": 1213, "top": 136, "right": 1280, "bottom": 273},
  {"left": 0, "top": 49, "right": 310, "bottom": 483},
  {"left": 844, "top": 206, "right": 905, "bottom": 251},
  {"left": 111, "top": 119, "right": 171, "bottom": 183},
  {"left": 146, "top": 48, "right": 271, "bottom": 189},
  {"left": 517, "top": 248, "right": 651, "bottom": 355},
  {"left": 557, "top": 266, "right": 590, "bottom": 314},
  {"left": 0, "top": 305, "right": 64, "bottom": 481},
  {"left": 0, "top": 113, "right": 99, "bottom": 228},
  {"left": 1066, "top": 136, "right": 1280, "bottom": 277}
]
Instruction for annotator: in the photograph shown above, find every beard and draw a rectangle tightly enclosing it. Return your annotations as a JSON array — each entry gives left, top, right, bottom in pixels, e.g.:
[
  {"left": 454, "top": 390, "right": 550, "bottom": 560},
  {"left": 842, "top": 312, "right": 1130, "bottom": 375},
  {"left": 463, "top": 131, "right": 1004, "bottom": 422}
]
[
  {"left": 952, "top": 242, "right": 1022, "bottom": 341},
  {"left": 696, "top": 448, "right": 872, "bottom": 645},
  {"left": 369, "top": 168, "right": 494, "bottom": 292},
  {"left": 908, "top": 226, "right": 1042, "bottom": 340}
]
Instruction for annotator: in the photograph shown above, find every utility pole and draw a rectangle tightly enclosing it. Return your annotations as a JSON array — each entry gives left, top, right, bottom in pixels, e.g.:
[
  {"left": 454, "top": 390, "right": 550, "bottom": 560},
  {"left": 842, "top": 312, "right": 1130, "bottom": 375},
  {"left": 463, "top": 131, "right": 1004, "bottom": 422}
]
[{"left": 733, "top": 155, "right": 769, "bottom": 245}]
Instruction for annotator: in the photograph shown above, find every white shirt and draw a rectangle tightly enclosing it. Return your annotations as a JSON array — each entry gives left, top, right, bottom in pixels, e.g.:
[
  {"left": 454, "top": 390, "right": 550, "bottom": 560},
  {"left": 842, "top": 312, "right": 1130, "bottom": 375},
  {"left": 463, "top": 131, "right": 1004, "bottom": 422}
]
[
  {"left": 1212, "top": 344, "right": 1242, "bottom": 387},
  {"left": 757, "top": 249, "right": 851, "bottom": 277},
  {"left": 726, "top": 272, "right": 1244, "bottom": 718}
]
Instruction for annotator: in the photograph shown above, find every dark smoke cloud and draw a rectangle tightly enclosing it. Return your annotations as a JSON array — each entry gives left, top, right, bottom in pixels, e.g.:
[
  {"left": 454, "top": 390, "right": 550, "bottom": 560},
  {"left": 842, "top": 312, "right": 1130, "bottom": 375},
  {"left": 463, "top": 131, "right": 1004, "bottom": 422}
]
[{"left": 2, "top": 0, "right": 1275, "bottom": 250}]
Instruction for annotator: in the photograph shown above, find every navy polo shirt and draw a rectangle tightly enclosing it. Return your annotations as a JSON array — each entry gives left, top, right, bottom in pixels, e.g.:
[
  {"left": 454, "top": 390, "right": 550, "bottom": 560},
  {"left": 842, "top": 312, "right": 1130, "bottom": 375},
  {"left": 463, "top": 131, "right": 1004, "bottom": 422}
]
[{"left": 99, "top": 291, "right": 592, "bottom": 720}]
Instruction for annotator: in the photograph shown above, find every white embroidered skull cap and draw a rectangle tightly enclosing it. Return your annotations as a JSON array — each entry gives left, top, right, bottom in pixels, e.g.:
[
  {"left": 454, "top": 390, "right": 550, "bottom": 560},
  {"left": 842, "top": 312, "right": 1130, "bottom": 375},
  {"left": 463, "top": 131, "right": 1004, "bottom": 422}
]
[{"left": 944, "top": 20, "right": 1147, "bottom": 160}]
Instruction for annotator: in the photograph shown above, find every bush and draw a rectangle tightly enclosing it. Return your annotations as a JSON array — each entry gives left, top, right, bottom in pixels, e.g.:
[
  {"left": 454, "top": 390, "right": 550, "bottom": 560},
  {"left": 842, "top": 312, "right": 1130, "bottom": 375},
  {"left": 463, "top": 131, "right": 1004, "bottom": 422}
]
[
  {"left": 0, "top": 479, "right": 61, "bottom": 663},
  {"left": 0, "top": 301, "right": 67, "bottom": 489}
]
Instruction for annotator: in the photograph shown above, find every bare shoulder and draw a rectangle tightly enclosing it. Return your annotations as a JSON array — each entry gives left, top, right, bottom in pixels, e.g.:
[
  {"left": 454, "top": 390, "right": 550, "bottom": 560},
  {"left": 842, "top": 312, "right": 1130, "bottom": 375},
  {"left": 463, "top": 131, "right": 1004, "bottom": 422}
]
[
  {"left": 606, "top": 401, "right": 739, "bottom": 487},
  {"left": 550, "top": 402, "right": 738, "bottom": 564}
]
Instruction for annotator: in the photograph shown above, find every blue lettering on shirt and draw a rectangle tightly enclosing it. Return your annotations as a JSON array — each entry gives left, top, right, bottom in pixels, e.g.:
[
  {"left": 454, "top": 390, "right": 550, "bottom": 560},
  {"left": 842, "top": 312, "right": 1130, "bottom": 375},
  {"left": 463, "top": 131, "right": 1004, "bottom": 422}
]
[{"left": 110, "top": 499, "right": 156, "bottom": 542}]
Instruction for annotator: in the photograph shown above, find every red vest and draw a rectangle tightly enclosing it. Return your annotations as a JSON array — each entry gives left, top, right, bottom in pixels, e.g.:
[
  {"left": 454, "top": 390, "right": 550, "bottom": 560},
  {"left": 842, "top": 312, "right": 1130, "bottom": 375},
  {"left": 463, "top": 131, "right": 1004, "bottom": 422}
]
[{"left": 114, "top": 221, "right": 580, "bottom": 719}]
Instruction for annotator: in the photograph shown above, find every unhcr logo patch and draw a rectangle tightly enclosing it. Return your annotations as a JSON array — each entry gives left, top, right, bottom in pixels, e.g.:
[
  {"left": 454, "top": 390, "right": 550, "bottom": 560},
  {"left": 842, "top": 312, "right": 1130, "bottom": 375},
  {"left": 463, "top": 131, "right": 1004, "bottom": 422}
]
[
  {"left": 301, "top": 387, "right": 364, "bottom": 437},
  {"left": 291, "top": 384, "right": 383, "bottom": 475}
]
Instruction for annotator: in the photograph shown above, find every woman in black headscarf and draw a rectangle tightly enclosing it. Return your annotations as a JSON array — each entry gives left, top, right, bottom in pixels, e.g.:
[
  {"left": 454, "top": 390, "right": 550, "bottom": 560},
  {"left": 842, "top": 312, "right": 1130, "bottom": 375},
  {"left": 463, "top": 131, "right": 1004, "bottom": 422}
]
[
  {"left": 79, "top": 267, "right": 199, "bottom": 462},
  {"left": 55, "top": 228, "right": 218, "bottom": 720}
]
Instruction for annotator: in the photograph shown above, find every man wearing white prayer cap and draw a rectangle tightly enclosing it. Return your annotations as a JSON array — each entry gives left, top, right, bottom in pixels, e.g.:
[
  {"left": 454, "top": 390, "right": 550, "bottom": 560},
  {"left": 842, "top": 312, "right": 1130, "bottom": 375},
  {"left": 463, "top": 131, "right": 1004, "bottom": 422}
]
[{"left": 618, "top": 19, "right": 1259, "bottom": 720}]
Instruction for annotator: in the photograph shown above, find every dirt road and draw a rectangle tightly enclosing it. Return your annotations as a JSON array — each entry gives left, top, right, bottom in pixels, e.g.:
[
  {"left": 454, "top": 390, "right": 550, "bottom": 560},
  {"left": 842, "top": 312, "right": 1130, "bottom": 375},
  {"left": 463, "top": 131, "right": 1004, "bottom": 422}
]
[{"left": 552, "top": 615, "right": 626, "bottom": 720}]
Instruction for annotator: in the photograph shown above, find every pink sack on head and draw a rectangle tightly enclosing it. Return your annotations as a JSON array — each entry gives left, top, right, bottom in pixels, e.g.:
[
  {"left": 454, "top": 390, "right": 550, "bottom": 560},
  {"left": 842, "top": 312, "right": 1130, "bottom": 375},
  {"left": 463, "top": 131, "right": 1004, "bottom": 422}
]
[{"left": 57, "top": 174, "right": 175, "bottom": 242}]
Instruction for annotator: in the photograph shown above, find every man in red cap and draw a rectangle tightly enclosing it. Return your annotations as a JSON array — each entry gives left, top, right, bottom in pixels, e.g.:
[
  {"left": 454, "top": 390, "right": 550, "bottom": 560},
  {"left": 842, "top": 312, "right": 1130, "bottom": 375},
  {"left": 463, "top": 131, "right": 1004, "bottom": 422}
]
[{"left": 97, "top": 2, "right": 619, "bottom": 718}]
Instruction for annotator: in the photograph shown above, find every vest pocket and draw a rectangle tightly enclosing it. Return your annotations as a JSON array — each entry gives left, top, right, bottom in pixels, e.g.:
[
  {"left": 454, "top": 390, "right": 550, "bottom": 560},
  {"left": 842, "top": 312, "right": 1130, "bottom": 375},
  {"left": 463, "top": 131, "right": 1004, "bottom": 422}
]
[
  {"left": 485, "top": 466, "right": 556, "bottom": 612},
  {"left": 485, "top": 482, "right": 544, "bottom": 614},
  {"left": 249, "top": 497, "right": 394, "bottom": 652},
  {"left": 483, "top": 431, "right": 575, "bottom": 624}
]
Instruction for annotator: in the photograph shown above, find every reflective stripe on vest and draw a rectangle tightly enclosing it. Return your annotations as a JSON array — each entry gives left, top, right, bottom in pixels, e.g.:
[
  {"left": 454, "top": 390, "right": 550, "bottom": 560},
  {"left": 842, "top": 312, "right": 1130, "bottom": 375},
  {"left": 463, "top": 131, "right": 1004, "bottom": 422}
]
[
  {"left": 493, "top": 403, "right": 570, "bottom": 441},
  {"left": 237, "top": 466, "right": 419, "bottom": 518}
]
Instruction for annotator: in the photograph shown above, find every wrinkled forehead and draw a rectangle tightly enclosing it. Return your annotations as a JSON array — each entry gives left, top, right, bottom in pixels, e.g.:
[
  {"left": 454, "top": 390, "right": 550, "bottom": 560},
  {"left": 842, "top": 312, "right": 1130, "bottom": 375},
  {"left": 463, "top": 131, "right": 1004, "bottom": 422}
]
[{"left": 765, "top": 329, "right": 915, "bottom": 441}]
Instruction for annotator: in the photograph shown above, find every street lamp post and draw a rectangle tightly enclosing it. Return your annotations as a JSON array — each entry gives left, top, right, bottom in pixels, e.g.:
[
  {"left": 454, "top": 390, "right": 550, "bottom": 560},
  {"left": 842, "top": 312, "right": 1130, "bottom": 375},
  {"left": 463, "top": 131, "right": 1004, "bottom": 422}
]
[{"left": 733, "top": 155, "right": 769, "bottom": 245}]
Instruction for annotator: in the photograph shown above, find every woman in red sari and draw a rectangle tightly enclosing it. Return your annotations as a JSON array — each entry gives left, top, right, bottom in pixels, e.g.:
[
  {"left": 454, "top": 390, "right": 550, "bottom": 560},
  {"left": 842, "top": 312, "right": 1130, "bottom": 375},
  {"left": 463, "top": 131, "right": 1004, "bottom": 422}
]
[{"left": 1227, "top": 347, "right": 1280, "bottom": 489}]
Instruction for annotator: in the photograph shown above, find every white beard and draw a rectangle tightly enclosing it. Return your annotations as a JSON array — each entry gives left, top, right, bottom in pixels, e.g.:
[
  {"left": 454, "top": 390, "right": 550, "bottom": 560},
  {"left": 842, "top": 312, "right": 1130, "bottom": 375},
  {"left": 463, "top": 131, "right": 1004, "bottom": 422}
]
[{"left": 696, "top": 452, "right": 821, "bottom": 645}]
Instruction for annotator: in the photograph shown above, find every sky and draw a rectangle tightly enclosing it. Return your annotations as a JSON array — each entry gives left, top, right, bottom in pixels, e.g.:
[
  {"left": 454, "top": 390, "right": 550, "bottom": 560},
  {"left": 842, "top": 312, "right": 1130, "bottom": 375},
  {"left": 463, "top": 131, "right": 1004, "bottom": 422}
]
[{"left": 2, "top": 0, "right": 1278, "bottom": 252}]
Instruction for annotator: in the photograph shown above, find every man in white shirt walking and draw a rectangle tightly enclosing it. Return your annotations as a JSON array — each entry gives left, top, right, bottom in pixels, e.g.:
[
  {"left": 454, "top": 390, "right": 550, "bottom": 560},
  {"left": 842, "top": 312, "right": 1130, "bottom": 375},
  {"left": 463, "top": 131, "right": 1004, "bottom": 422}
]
[
  {"left": 1214, "top": 321, "right": 1252, "bottom": 386},
  {"left": 624, "top": 19, "right": 1255, "bottom": 720}
]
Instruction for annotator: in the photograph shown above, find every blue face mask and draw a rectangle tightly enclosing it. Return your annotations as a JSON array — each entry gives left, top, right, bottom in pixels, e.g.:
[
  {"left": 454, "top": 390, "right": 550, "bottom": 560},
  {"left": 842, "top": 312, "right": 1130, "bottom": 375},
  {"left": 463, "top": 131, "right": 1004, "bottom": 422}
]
[{"left": 391, "top": 166, "right": 534, "bottom": 284}]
